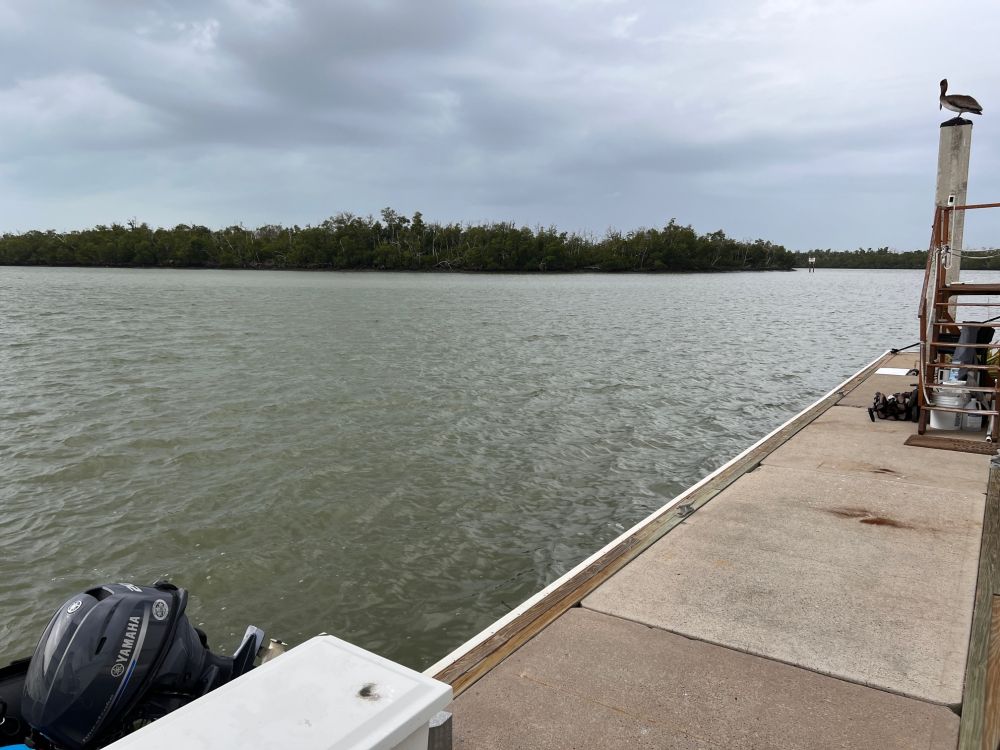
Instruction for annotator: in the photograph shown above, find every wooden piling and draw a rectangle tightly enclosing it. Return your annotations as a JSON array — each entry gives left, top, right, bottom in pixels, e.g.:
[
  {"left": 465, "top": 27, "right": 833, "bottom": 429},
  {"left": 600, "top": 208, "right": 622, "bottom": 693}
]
[
  {"left": 936, "top": 120, "right": 973, "bottom": 290},
  {"left": 958, "top": 454, "right": 1000, "bottom": 750}
]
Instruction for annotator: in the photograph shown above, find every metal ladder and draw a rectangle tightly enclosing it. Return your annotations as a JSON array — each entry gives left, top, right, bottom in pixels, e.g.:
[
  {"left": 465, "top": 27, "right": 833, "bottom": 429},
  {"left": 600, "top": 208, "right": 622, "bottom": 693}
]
[{"left": 918, "top": 203, "right": 1000, "bottom": 441}]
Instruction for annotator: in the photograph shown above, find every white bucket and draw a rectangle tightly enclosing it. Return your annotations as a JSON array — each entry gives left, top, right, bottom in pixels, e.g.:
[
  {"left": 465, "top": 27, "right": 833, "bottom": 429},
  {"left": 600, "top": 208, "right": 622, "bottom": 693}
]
[{"left": 929, "top": 385, "right": 969, "bottom": 430}]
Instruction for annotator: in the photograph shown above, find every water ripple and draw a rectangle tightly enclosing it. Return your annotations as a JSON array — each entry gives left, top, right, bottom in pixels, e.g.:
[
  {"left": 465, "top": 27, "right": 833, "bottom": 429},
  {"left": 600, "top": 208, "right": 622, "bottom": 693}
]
[{"left": 0, "top": 266, "right": 956, "bottom": 669}]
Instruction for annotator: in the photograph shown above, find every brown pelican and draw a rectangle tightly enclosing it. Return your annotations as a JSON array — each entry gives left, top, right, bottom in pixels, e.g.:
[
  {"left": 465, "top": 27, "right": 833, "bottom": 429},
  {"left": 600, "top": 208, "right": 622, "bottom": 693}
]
[{"left": 940, "top": 79, "right": 983, "bottom": 117}]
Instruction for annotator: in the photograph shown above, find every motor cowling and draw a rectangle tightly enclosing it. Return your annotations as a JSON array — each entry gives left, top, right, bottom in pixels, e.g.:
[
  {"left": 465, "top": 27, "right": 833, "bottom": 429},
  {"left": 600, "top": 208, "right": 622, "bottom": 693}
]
[{"left": 21, "top": 582, "right": 237, "bottom": 750}]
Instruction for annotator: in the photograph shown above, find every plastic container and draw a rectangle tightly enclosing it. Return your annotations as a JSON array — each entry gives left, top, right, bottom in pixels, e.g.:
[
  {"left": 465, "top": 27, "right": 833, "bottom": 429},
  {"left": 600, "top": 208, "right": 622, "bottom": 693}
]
[
  {"left": 963, "top": 399, "right": 986, "bottom": 431},
  {"left": 929, "top": 384, "right": 969, "bottom": 430}
]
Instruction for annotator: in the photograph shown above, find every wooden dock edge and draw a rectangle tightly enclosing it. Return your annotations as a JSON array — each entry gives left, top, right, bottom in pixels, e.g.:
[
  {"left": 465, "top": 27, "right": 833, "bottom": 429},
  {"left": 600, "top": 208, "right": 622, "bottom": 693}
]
[
  {"left": 958, "top": 456, "right": 1000, "bottom": 750},
  {"left": 427, "top": 350, "right": 896, "bottom": 696}
]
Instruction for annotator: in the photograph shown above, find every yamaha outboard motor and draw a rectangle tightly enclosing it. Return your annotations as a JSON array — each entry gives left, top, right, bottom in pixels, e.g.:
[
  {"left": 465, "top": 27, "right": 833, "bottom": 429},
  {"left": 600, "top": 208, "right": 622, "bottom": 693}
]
[{"left": 16, "top": 582, "right": 264, "bottom": 750}]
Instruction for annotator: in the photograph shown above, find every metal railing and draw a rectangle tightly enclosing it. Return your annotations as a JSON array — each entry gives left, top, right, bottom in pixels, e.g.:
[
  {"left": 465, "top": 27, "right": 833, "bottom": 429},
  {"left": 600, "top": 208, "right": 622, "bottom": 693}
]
[{"left": 918, "top": 202, "right": 1000, "bottom": 440}]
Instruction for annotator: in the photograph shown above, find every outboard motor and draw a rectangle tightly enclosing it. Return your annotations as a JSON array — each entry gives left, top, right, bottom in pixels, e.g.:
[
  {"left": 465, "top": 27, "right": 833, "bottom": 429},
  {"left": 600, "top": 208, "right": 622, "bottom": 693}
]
[{"left": 15, "top": 582, "right": 264, "bottom": 750}]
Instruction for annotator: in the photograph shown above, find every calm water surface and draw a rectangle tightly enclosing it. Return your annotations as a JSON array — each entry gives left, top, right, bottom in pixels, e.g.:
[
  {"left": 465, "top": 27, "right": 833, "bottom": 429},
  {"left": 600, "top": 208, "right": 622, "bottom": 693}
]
[{"left": 0, "top": 267, "right": 960, "bottom": 668}]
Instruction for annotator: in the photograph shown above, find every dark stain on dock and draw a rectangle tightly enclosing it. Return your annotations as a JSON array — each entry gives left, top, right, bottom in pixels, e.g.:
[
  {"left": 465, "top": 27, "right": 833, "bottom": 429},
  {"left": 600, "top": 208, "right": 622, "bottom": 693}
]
[
  {"left": 860, "top": 516, "right": 911, "bottom": 528},
  {"left": 827, "top": 507, "right": 913, "bottom": 529},
  {"left": 827, "top": 507, "right": 870, "bottom": 519}
]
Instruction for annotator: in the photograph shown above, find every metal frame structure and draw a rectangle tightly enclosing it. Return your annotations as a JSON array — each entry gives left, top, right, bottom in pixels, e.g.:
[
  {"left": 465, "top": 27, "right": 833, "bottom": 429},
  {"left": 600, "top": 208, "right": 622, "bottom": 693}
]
[{"left": 918, "top": 202, "right": 1000, "bottom": 441}]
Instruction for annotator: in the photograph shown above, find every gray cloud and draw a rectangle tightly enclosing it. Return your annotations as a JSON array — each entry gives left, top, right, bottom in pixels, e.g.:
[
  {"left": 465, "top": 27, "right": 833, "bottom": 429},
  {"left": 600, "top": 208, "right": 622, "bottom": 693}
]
[{"left": 1, "top": 0, "right": 999, "bottom": 249}]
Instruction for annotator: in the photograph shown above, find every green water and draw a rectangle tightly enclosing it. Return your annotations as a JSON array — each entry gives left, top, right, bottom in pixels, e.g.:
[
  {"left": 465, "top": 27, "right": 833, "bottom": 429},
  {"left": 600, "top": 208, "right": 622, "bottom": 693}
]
[{"left": 0, "top": 267, "right": 928, "bottom": 668}]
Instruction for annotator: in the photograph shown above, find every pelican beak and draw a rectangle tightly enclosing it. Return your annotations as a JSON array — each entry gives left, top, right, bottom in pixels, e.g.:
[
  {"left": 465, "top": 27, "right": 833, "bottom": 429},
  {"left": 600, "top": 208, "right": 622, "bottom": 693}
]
[{"left": 939, "top": 103, "right": 942, "bottom": 110}]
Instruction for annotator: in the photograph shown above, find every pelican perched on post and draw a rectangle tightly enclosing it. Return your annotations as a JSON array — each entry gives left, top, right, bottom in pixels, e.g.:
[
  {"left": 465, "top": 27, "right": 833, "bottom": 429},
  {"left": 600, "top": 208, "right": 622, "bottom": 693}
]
[{"left": 940, "top": 79, "right": 983, "bottom": 118}]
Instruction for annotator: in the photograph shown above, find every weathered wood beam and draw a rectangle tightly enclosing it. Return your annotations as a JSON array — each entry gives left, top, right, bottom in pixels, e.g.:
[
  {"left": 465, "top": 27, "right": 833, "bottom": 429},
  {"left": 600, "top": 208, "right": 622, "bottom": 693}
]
[
  {"left": 904, "top": 435, "right": 997, "bottom": 456},
  {"left": 982, "top": 596, "right": 1000, "bottom": 749},
  {"left": 958, "top": 455, "right": 1000, "bottom": 749}
]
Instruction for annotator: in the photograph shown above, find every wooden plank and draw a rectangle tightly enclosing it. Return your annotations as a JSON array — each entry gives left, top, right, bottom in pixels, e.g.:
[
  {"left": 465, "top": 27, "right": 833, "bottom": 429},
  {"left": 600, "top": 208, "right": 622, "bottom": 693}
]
[
  {"left": 958, "top": 456, "right": 1000, "bottom": 749},
  {"left": 953, "top": 202, "right": 1000, "bottom": 211},
  {"left": 983, "top": 596, "right": 1000, "bottom": 750},
  {"left": 943, "top": 284, "right": 1000, "bottom": 294},
  {"left": 927, "top": 363, "right": 1000, "bottom": 372},
  {"left": 905, "top": 435, "right": 997, "bottom": 456},
  {"left": 434, "top": 352, "right": 894, "bottom": 696},
  {"left": 933, "top": 322, "right": 1000, "bottom": 328},
  {"left": 930, "top": 341, "right": 997, "bottom": 349}
]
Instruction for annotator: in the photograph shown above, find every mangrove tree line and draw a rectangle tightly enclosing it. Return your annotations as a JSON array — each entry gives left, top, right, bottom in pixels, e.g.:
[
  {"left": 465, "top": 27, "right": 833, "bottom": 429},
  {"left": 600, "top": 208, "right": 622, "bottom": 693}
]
[{"left": 0, "top": 209, "right": 794, "bottom": 272}]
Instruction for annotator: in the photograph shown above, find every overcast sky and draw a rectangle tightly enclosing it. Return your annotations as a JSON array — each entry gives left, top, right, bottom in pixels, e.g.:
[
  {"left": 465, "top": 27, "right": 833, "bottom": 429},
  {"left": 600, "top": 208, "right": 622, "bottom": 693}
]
[{"left": 1, "top": 1, "right": 998, "bottom": 250}]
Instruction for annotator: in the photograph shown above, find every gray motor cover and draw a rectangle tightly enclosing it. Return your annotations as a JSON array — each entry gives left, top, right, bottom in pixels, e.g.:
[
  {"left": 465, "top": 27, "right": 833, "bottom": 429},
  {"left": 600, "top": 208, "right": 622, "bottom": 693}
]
[{"left": 20, "top": 582, "right": 191, "bottom": 749}]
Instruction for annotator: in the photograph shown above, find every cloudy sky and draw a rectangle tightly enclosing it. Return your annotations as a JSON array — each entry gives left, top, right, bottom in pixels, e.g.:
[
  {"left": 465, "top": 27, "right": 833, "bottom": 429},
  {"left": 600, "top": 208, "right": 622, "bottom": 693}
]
[{"left": 1, "top": 0, "right": 998, "bottom": 250}]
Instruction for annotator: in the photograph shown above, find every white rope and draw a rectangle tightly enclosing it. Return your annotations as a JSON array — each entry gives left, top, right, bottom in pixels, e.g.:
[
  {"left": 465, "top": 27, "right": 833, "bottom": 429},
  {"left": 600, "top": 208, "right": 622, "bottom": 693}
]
[{"left": 948, "top": 249, "right": 1000, "bottom": 260}]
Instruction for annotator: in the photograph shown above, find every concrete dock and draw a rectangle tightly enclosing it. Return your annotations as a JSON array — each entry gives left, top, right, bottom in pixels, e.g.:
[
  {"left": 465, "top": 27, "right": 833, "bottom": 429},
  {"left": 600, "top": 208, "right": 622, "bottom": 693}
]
[{"left": 441, "top": 352, "right": 993, "bottom": 748}]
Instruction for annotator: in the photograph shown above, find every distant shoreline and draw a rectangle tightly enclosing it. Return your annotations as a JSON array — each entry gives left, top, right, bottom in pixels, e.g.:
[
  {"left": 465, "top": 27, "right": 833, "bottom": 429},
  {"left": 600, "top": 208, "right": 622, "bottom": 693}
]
[
  {"left": 0, "top": 262, "right": 796, "bottom": 274},
  {"left": 0, "top": 211, "right": 796, "bottom": 273}
]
